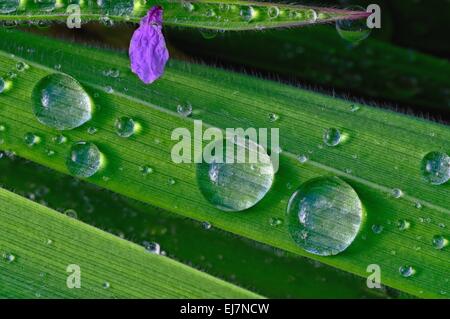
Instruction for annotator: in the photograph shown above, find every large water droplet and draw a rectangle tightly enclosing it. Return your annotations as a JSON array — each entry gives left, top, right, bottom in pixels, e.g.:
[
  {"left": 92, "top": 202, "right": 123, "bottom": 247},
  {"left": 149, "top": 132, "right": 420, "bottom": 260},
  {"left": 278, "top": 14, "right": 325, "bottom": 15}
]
[
  {"left": 323, "top": 128, "right": 342, "bottom": 147},
  {"left": 115, "top": 116, "right": 136, "bottom": 137},
  {"left": 336, "top": 7, "right": 371, "bottom": 43},
  {"left": 66, "top": 142, "right": 103, "bottom": 178},
  {"left": 32, "top": 73, "right": 93, "bottom": 130},
  {"left": 0, "top": 0, "right": 19, "bottom": 13},
  {"left": 420, "top": 152, "right": 450, "bottom": 185},
  {"left": 196, "top": 137, "right": 274, "bottom": 212},
  {"left": 287, "top": 176, "right": 363, "bottom": 256}
]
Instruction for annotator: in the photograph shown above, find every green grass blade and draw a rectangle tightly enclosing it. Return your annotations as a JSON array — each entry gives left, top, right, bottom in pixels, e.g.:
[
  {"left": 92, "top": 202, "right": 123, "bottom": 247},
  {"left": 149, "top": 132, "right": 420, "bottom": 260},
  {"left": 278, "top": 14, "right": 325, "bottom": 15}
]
[
  {"left": 0, "top": 30, "right": 448, "bottom": 298},
  {"left": 0, "top": 154, "right": 398, "bottom": 298},
  {"left": 0, "top": 186, "right": 260, "bottom": 298},
  {"left": 0, "top": 0, "right": 367, "bottom": 31}
]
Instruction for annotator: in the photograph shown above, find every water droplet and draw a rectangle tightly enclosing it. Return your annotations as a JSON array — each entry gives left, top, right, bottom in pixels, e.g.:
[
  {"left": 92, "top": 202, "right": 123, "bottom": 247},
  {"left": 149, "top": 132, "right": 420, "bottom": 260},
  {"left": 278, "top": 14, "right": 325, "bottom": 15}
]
[
  {"left": 336, "top": 7, "right": 371, "bottom": 43},
  {"left": 420, "top": 152, "right": 450, "bottom": 185},
  {"left": 32, "top": 73, "right": 93, "bottom": 130},
  {"left": 105, "top": 86, "right": 114, "bottom": 94},
  {"left": 267, "top": 6, "right": 279, "bottom": 18},
  {"left": 177, "top": 103, "right": 193, "bottom": 117},
  {"left": 182, "top": 1, "right": 194, "bottom": 12},
  {"left": 399, "top": 265, "right": 415, "bottom": 278},
  {"left": 45, "top": 149, "right": 55, "bottom": 157},
  {"left": 372, "top": 224, "right": 384, "bottom": 234},
  {"left": 0, "top": 0, "right": 20, "bottom": 13},
  {"left": 200, "top": 29, "right": 218, "bottom": 39},
  {"left": 268, "top": 113, "right": 279, "bottom": 122},
  {"left": 16, "top": 61, "right": 29, "bottom": 72},
  {"left": 102, "top": 281, "right": 110, "bottom": 289},
  {"left": 3, "top": 252, "right": 15, "bottom": 263},
  {"left": 432, "top": 235, "right": 448, "bottom": 250},
  {"left": 350, "top": 104, "right": 360, "bottom": 112},
  {"left": 64, "top": 209, "right": 78, "bottom": 219},
  {"left": 66, "top": 142, "right": 103, "bottom": 178},
  {"left": 202, "top": 221, "right": 212, "bottom": 230},
  {"left": 298, "top": 155, "right": 308, "bottom": 164},
  {"left": 143, "top": 241, "right": 160, "bottom": 255},
  {"left": 323, "top": 128, "right": 341, "bottom": 147},
  {"left": 196, "top": 137, "right": 274, "bottom": 212},
  {"left": 392, "top": 188, "right": 403, "bottom": 198},
  {"left": 305, "top": 9, "right": 317, "bottom": 22},
  {"left": 168, "top": 178, "right": 176, "bottom": 185},
  {"left": 287, "top": 176, "right": 363, "bottom": 256},
  {"left": 34, "top": 0, "right": 57, "bottom": 12},
  {"left": 0, "top": 77, "right": 5, "bottom": 94},
  {"left": 52, "top": 134, "right": 67, "bottom": 144},
  {"left": 87, "top": 126, "right": 98, "bottom": 135},
  {"left": 24, "top": 132, "right": 40, "bottom": 147},
  {"left": 46, "top": 239, "right": 53, "bottom": 245},
  {"left": 140, "top": 165, "right": 153, "bottom": 175},
  {"left": 240, "top": 6, "right": 256, "bottom": 21},
  {"left": 415, "top": 202, "right": 422, "bottom": 209},
  {"left": 115, "top": 116, "right": 136, "bottom": 137},
  {"left": 269, "top": 217, "right": 283, "bottom": 227},
  {"left": 397, "top": 219, "right": 410, "bottom": 231}
]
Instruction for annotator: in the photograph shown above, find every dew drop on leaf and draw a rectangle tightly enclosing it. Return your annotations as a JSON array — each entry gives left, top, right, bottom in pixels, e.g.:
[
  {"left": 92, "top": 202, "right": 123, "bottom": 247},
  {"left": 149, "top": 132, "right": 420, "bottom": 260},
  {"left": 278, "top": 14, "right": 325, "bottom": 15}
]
[
  {"left": 196, "top": 137, "right": 274, "bottom": 212},
  {"left": 267, "top": 6, "right": 279, "bottom": 18},
  {"left": 397, "top": 219, "right": 410, "bottom": 231},
  {"left": 115, "top": 116, "right": 136, "bottom": 137},
  {"left": 432, "top": 235, "right": 448, "bottom": 250},
  {"left": 391, "top": 188, "right": 403, "bottom": 198},
  {"left": 177, "top": 103, "right": 193, "bottom": 117},
  {"left": 399, "top": 265, "right": 415, "bottom": 278},
  {"left": 140, "top": 165, "right": 153, "bottom": 176},
  {"left": 16, "top": 61, "right": 28, "bottom": 72},
  {"left": 3, "top": 252, "right": 15, "bottom": 263},
  {"left": 32, "top": 73, "right": 93, "bottom": 130},
  {"left": 323, "top": 128, "right": 341, "bottom": 147},
  {"left": 24, "top": 132, "right": 40, "bottom": 147},
  {"left": 298, "top": 155, "right": 308, "bottom": 164},
  {"left": 420, "top": 151, "right": 450, "bottom": 185},
  {"left": 336, "top": 6, "right": 371, "bottom": 43},
  {"left": 66, "top": 142, "right": 103, "bottom": 178},
  {"left": 372, "top": 224, "right": 383, "bottom": 234},
  {"left": 143, "top": 241, "right": 160, "bottom": 255},
  {"left": 102, "top": 281, "right": 110, "bottom": 289},
  {"left": 240, "top": 6, "right": 256, "bottom": 21},
  {"left": 286, "top": 176, "right": 363, "bottom": 256},
  {"left": 0, "top": 0, "right": 20, "bottom": 14}
]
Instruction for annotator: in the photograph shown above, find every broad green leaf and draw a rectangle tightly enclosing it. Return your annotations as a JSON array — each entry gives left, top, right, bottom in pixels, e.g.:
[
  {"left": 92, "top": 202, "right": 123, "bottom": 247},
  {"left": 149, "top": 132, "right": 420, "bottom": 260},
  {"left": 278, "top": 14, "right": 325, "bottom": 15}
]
[
  {"left": 0, "top": 0, "right": 368, "bottom": 31},
  {"left": 0, "top": 30, "right": 448, "bottom": 298}
]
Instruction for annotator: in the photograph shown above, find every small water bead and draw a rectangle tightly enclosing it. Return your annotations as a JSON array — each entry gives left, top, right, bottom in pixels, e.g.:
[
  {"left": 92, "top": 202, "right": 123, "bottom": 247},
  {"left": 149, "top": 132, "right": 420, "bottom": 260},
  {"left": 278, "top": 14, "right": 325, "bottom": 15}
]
[
  {"left": 0, "top": 0, "right": 20, "bottom": 13},
  {"left": 269, "top": 217, "right": 283, "bottom": 227},
  {"left": 140, "top": 165, "right": 153, "bottom": 175},
  {"left": 240, "top": 6, "right": 257, "bottom": 21},
  {"left": 182, "top": 1, "right": 194, "bottom": 12},
  {"left": 64, "top": 209, "right": 78, "bottom": 219},
  {"left": 197, "top": 137, "right": 274, "bottom": 212},
  {"left": 24, "top": 133, "right": 41, "bottom": 147},
  {"left": 202, "top": 221, "right": 212, "bottom": 230},
  {"left": 143, "top": 241, "right": 160, "bottom": 255},
  {"left": 102, "top": 281, "right": 110, "bottom": 289},
  {"left": 32, "top": 73, "right": 93, "bottom": 130},
  {"left": 115, "top": 117, "right": 136, "bottom": 137},
  {"left": 392, "top": 188, "right": 403, "bottom": 199},
  {"left": 105, "top": 86, "right": 114, "bottom": 94},
  {"left": 268, "top": 113, "right": 279, "bottom": 122},
  {"left": 336, "top": 6, "right": 371, "bottom": 43},
  {"left": 397, "top": 219, "right": 410, "bottom": 231},
  {"left": 87, "top": 127, "right": 98, "bottom": 135},
  {"left": 415, "top": 202, "right": 422, "bottom": 209},
  {"left": 66, "top": 142, "right": 103, "bottom": 178},
  {"left": 0, "top": 77, "right": 5, "bottom": 94},
  {"left": 399, "top": 265, "right": 415, "bottom": 278},
  {"left": 372, "top": 224, "right": 384, "bottom": 234},
  {"left": 200, "top": 29, "right": 218, "bottom": 40},
  {"left": 267, "top": 6, "right": 279, "bottom": 18},
  {"left": 420, "top": 152, "right": 450, "bottom": 185},
  {"left": 16, "top": 61, "right": 29, "bottom": 72},
  {"left": 3, "top": 252, "right": 15, "bottom": 263},
  {"left": 168, "top": 178, "right": 176, "bottom": 185},
  {"left": 287, "top": 176, "right": 364, "bottom": 256},
  {"left": 53, "top": 134, "right": 67, "bottom": 144},
  {"left": 298, "top": 155, "right": 308, "bottom": 164},
  {"left": 34, "top": 0, "right": 57, "bottom": 12},
  {"left": 305, "top": 9, "right": 317, "bottom": 22},
  {"left": 350, "top": 104, "right": 360, "bottom": 112},
  {"left": 323, "top": 128, "right": 341, "bottom": 147},
  {"left": 177, "top": 103, "right": 193, "bottom": 117},
  {"left": 432, "top": 235, "right": 448, "bottom": 250}
]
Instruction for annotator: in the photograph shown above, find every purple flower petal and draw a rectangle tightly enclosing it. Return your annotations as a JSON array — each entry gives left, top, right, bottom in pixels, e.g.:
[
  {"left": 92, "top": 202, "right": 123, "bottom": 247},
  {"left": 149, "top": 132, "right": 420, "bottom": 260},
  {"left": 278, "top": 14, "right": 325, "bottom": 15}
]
[{"left": 129, "top": 6, "right": 169, "bottom": 84}]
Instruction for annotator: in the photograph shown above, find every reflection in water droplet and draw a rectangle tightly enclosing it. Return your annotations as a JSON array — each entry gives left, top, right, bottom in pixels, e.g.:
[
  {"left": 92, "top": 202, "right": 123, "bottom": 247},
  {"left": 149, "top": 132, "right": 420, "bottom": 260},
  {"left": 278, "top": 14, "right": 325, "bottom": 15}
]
[
  {"left": 432, "top": 235, "right": 448, "bottom": 250},
  {"left": 115, "top": 116, "right": 136, "bottom": 137},
  {"left": 323, "top": 128, "right": 341, "bottom": 147},
  {"left": 420, "top": 152, "right": 450, "bottom": 185},
  {"left": 399, "top": 265, "right": 415, "bottom": 277},
  {"left": 0, "top": 0, "right": 20, "bottom": 13},
  {"left": 177, "top": 103, "right": 193, "bottom": 117},
  {"left": 197, "top": 137, "right": 274, "bottom": 212},
  {"left": 240, "top": 6, "right": 256, "bottom": 21},
  {"left": 392, "top": 188, "right": 403, "bottom": 199},
  {"left": 287, "top": 176, "right": 363, "bottom": 256},
  {"left": 143, "top": 241, "right": 160, "bottom": 255},
  {"left": 66, "top": 142, "right": 103, "bottom": 178},
  {"left": 32, "top": 73, "right": 93, "bottom": 130}
]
